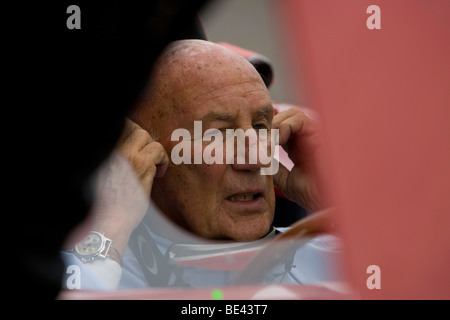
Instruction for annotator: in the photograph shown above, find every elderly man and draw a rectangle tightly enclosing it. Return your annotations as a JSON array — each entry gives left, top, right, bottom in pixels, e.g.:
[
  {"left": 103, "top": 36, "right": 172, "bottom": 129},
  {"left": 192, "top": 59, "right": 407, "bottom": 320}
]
[{"left": 62, "top": 39, "right": 336, "bottom": 290}]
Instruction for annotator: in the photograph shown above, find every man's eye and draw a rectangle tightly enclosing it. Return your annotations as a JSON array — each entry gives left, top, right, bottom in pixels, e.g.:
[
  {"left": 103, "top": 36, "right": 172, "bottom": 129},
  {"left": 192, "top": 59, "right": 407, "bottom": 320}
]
[{"left": 203, "top": 129, "right": 223, "bottom": 139}]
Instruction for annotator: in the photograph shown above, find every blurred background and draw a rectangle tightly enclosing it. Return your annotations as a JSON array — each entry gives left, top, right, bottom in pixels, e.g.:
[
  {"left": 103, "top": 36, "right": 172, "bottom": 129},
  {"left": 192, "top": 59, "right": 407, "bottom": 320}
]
[{"left": 199, "top": 0, "right": 305, "bottom": 106}]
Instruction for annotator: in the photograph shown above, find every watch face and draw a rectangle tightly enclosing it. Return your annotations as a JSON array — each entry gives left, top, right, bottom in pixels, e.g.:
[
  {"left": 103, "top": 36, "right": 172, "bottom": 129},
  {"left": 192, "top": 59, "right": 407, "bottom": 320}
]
[{"left": 75, "top": 232, "right": 103, "bottom": 256}]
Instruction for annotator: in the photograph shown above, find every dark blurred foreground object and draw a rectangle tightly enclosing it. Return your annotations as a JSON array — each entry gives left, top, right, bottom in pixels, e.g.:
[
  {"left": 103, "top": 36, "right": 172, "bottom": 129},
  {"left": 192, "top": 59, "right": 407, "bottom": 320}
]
[{"left": 7, "top": 0, "right": 210, "bottom": 299}]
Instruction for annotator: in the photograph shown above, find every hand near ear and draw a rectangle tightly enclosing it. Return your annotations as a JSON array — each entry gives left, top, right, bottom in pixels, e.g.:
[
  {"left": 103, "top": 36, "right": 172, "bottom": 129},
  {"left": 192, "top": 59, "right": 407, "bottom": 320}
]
[{"left": 272, "top": 108, "right": 325, "bottom": 212}]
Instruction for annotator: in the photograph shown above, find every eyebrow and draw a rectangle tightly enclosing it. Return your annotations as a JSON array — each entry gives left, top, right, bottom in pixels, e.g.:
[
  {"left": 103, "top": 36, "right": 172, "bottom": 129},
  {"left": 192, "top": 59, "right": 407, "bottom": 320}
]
[
  {"left": 200, "top": 112, "right": 233, "bottom": 123},
  {"left": 200, "top": 105, "right": 274, "bottom": 123}
]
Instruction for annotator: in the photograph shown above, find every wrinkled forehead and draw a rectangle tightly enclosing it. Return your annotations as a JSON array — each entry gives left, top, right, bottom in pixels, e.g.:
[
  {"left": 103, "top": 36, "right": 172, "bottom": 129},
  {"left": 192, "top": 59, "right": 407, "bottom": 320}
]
[
  {"left": 167, "top": 42, "right": 264, "bottom": 94},
  {"left": 169, "top": 43, "right": 268, "bottom": 106}
]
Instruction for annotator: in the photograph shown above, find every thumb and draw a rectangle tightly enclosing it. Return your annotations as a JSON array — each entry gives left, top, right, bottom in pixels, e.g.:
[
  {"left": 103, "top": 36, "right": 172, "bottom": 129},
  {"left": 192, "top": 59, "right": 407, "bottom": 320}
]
[{"left": 273, "top": 161, "right": 291, "bottom": 200}]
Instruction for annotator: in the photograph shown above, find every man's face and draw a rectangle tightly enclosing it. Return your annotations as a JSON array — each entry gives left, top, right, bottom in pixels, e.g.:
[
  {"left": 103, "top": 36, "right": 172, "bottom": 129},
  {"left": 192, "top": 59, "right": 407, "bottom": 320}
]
[{"left": 148, "top": 48, "right": 276, "bottom": 241}]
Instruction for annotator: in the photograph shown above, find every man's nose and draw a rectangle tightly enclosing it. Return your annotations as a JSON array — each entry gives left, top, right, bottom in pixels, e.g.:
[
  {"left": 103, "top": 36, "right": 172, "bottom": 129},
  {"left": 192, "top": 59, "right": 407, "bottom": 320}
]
[{"left": 229, "top": 131, "right": 272, "bottom": 172}]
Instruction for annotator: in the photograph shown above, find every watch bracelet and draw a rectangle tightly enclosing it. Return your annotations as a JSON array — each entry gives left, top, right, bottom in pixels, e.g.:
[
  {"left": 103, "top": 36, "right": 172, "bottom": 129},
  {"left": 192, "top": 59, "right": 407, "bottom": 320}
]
[{"left": 108, "top": 243, "right": 123, "bottom": 266}]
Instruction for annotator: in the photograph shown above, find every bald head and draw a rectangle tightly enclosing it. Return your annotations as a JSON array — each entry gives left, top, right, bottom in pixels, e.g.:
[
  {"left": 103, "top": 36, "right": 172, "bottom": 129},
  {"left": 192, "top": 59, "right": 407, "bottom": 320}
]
[
  {"left": 128, "top": 39, "right": 275, "bottom": 241},
  {"left": 129, "top": 39, "right": 267, "bottom": 139}
]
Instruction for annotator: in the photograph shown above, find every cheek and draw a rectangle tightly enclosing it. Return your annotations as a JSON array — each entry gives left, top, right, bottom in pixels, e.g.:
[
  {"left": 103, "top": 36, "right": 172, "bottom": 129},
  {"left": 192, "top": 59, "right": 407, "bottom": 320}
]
[
  {"left": 183, "top": 164, "right": 229, "bottom": 225},
  {"left": 266, "top": 181, "right": 276, "bottom": 212},
  {"left": 168, "top": 163, "right": 225, "bottom": 211}
]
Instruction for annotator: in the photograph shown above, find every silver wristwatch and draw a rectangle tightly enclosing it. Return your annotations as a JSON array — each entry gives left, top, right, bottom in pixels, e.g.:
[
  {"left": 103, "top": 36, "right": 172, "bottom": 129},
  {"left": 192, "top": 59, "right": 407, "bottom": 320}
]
[{"left": 71, "top": 231, "right": 122, "bottom": 265}]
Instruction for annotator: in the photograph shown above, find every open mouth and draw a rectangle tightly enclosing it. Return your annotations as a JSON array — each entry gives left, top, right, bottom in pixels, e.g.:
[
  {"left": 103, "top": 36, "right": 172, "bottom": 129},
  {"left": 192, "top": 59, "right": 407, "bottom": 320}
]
[{"left": 227, "top": 192, "right": 263, "bottom": 202}]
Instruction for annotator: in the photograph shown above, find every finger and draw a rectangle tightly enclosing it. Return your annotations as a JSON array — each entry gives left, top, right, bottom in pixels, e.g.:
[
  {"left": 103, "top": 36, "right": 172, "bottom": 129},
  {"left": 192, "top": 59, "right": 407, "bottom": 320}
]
[
  {"left": 130, "top": 141, "right": 169, "bottom": 196},
  {"left": 272, "top": 161, "right": 291, "bottom": 198},
  {"left": 274, "top": 164, "right": 322, "bottom": 211},
  {"left": 141, "top": 141, "right": 169, "bottom": 178},
  {"left": 272, "top": 108, "right": 303, "bottom": 129},
  {"left": 119, "top": 122, "right": 153, "bottom": 155},
  {"left": 277, "top": 113, "right": 308, "bottom": 147},
  {"left": 278, "top": 114, "right": 319, "bottom": 161},
  {"left": 273, "top": 109, "right": 310, "bottom": 148}
]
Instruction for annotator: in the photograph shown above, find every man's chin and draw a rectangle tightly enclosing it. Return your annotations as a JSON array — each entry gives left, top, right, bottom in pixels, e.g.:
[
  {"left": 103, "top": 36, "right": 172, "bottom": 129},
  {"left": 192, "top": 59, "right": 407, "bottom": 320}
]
[{"left": 225, "top": 222, "right": 273, "bottom": 242}]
